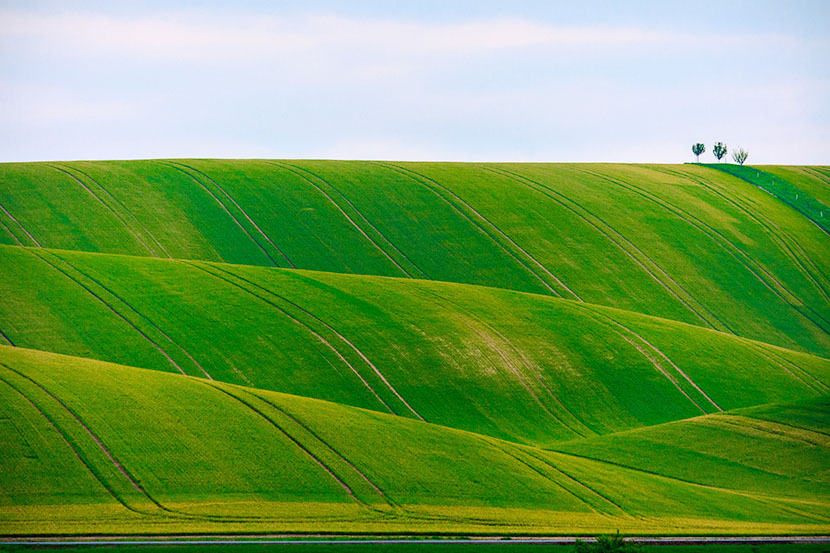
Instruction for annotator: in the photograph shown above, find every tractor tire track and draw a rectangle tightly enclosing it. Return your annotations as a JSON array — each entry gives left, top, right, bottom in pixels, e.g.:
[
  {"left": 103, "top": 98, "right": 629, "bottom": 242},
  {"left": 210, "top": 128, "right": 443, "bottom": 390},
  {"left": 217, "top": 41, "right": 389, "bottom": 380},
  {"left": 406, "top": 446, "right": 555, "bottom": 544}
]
[
  {"left": 213, "top": 263, "right": 425, "bottom": 421},
  {"left": 376, "top": 162, "right": 579, "bottom": 300},
  {"left": 0, "top": 370, "right": 163, "bottom": 518},
  {"left": 579, "top": 304, "right": 721, "bottom": 413},
  {"left": 658, "top": 166, "right": 830, "bottom": 305},
  {"left": 46, "top": 164, "right": 157, "bottom": 257},
  {"left": 0, "top": 326, "right": 14, "bottom": 346},
  {"left": 741, "top": 342, "right": 828, "bottom": 394},
  {"left": 51, "top": 252, "right": 212, "bottom": 380},
  {"left": 417, "top": 286, "right": 593, "bottom": 438},
  {"left": 201, "top": 382, "right": 362, "bottom": 504},
  {"left": 584, "top": 168, "right": 830, "bottom": 335},
  {"left": 712, "top": 415, "right": 827, "bottom": 448},
  {"left": 53, "top": 164, "right": 171, "bottom": 258},
  {"left": 156, "top": 161, "right": 283, "bottom": 268},
  {"left": 184, "top": 261, "right": 397, "bottom": 416},
  {"left": 27, "top": 249, "right": 188, "bottom": 376},
  {"left": 167, "top": 161, "right": 295, "bottom": 268},
  {"left": 0, "top": 217, "right": 25, "bottom": 246},
  {"left": 488, "top": 165, "right": 729, "bottom": 332},
  {"left": 267, "top": 161, "right": 418, "bottom": 279},
  {"left": 0, "top": 202, "right": 40, "bottom": 247},
  {"left": 741, "top": 416, "right": 830, "bottom": 438},
  {"left": 244, "top": 388, "right": 399, "bottom": 509}
]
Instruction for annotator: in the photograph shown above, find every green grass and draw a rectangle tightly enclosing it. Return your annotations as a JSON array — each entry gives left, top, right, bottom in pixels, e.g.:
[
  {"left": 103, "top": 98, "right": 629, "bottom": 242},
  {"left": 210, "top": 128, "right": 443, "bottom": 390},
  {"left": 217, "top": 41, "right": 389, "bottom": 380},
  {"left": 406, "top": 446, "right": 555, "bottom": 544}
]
[
  {"left": 0, "top": 246, "right": 827, "bottom": 447},
  {"left": 0, "top": 161, "right": 827, "bottom": 356},
  {"left": 0, "top": 345, "right": 827, "bottom": 536}
]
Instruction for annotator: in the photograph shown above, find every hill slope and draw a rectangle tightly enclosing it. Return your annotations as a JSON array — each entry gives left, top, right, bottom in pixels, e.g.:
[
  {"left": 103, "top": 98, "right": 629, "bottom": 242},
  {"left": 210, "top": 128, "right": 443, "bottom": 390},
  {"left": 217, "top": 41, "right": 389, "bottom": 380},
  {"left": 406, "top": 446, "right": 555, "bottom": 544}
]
[
  {"left": 1, "top": 345, "right": 827, "bottom": 536},
  {"left": 1, "top": 245, "right": 827, "bottom": 446},
  {"left": 0, "top": 161, "right": 827, "bottom": 355}
]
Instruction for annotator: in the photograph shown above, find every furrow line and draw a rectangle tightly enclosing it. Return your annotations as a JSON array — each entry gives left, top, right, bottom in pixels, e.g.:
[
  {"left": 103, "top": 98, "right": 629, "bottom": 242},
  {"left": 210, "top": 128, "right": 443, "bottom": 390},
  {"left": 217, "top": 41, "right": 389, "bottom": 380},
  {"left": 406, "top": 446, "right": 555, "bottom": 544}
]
[
  {"left": 741, "top": 416, "right": 830, "bottom": 439},
  {"left": 418, "top": 286, "right": 592, "bottom": 438},
  {"left": 185, "top": 261, "right": 396, "bottom": 415},
  {"left": 51, "top": 252, "right": 212, "bottom": 380},
  {"left": 0, "top": 217, "right": 25, "bottom": 246},
  {"left": 0, "top": 202, "right": 40, "bottom": 247},
  {"left": 710, "top": 416, "right": 826, "bottom": 447},
  {"left": 170, "top": 161, "right": 295, "bottom": 268},
  {"left": 202, "top": 382, "right": 362, "bottom": 503},
  {"left": 491, "top": 165, "right": 727, "bottom": 332},
  {"left": 741, "top": 342, "right": 827, "bottom": 394},
  {"left": 267, "top": 161, "right": 414, "bottom": 279},
  {"left": 46, "top": 164, "right": 156, "bottom": 257},
  {"left": 0, "top": 326, "right": 15, "bottom": 346},
  {"left": 157, "top": 161, "right": 282, "bottom": 267},
  {"left": 0, "top": 370, "right": 159, "bottom": 517},
  {"left": 55, "top": 164, "right": 171, "bottom": 258},
  {"left": 245, "top": 389, "right": 398, "bottom": 508},
  {"left": 585, "top": 169, "right": 830, "bottom": 335},
  {"left": 27, "top": 249, "right": 187, "bottom": 376},
  {"left": 214, "top": 264, "right": 424, "bottom": 421},
  {"left": 376, "top": 161, "right": 575, "bottom": 299},
  {"left": 659, "top": 166, "right": 830, "bottom": 304}
]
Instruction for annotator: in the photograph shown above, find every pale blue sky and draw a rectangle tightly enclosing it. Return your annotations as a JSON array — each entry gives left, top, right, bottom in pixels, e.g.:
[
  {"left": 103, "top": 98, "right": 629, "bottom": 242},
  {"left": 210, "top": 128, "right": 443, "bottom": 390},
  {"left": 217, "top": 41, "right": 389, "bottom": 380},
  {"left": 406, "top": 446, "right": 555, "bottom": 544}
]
[{"left": 1, "top": 1, "right": 828, "bottom": 163}]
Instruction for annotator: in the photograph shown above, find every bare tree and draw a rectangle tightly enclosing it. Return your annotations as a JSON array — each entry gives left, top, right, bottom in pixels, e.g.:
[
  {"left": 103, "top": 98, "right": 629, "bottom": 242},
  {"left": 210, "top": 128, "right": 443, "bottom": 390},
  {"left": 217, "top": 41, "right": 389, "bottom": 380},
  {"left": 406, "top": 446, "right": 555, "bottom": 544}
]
[
  {"left": 732, "top": 148, "right": 748, "bottom": 166},
  {"left": 713, "top": 142, "right": 727, "bottom": 162},
  {"left": 692, "top": 143, "right": 705, "bottom": 162}
]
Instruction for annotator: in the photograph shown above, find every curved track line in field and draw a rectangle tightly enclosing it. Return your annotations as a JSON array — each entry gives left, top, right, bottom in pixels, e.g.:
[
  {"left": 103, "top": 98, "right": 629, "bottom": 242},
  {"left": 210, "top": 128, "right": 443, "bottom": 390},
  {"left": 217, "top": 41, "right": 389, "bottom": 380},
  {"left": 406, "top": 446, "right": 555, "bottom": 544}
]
[
  {"left": 376, "top": 162, "right": 578, "bottom": 300},
  {"left": 168, "top": 161, "right": 295, "bottom": 268},
  {"left": 202, "top": 382, "right": 362, "bottom": 504},
  {"left": 244, "top": 389, "right": 398, "bottom": 509},
  {"left": 265, "top": 161, "right": 413, "bottom": 279},
  {"left": 417, "top": 286, "right": 593, "bottom": 438},
  {"left": 156, "top": 161, "right": 282, "bottom": 267},
  {"left": 46, "top": 164, "right": 156, "bottom": 257},
  {"left": 0, "top": 370, "right": 161, "bottom": 518},
  {"left": 591, "top": 168, "right": 830, "bottom": 336},
  {"left": 579, "top": 305, "right": 720, "bottom": 414},
  {"left": 712, "top": 416, "right": 826, "bottom": 448},
  {"left": 0, "top": 327, "right": 15, "bottom": 346},
  {"left": 658, "top": 166, "right": 830, "bottom": 305},
  {"left": 487, "top": 165, "right": 728, "bottom": 332},
  {"left": 0, "top": 218, "right": 25, "bottom": 246},
  {"left": 213, "top": 264, "right": 425, "bottom": 421},
  {"left": 52, "top": 253, "right": 212, "bottom": 380},
  {"left": 280, "top": 161, "right": 431, "bottom": 279},
  {"left": 53, "top": 164, "right": 172, "bottom": 259},
  {"left": 27, "top": 250, "right": 187, "bottom": 376},
  {"left": 742, "top": 416, "right": 830, "bottom": 439},
  {"left": 741, "top": 342, "right": 828, "bottom": 395},
  {"left": 185, "top": 261, "right": 396, "bottom": 416},
  {"left": 0, "top": 202, "right": 40, "bottom": 247}
]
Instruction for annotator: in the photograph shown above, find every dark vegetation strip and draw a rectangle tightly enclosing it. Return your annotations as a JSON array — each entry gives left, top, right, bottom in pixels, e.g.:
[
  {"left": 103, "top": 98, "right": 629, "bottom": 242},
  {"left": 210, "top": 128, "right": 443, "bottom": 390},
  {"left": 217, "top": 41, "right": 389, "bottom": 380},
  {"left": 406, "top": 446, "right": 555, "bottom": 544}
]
[
  {"left": 184, "top": 261, "right": 397, "bottom": 415},
  {"left": 156, "top": 162, "right": 283, "bottom": 268},
  {"left": 0, "top": 327, "right": 15, "bottom": 346},
  {"left": 45, "top": 165, "right": 157, "bottom": 257},
  {"left": 0, "top": 202, "right": 40, "bottom": 247},
  {"left": 266, "top": 161, "right": 414, "bottom": 279},
  {"left": 375, "top": 162, "right": 576, "bottom": 300},
  {"left": 52, "top": 164, "right": 171, "bottom": 258},
  {"left": 487, "top": 165, "right": 725, "bottom": 332},
  {"left": 26, "top": 249, "right": 188, "bottom": 376},
  {"left": 660, "top": 166, "right": 830, "bottom": 305},
  {"left": 643, "top": 167, "right": 830, "bottom": 333},
  {"left": 212, "top": 263, "right": 425, "bottom": 421},
  {"left": 50, "top": 252, "right": 212, "bottom": 380},
  {"left": 167, "top": 161, "right": 295, "bottom": 268}
]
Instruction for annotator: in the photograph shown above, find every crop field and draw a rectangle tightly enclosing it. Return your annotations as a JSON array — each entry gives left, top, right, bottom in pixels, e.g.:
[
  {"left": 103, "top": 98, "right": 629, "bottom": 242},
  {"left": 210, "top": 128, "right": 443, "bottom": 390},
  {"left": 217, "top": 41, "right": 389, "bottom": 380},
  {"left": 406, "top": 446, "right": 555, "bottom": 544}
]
[{"left": 0, "top": 161, "right": 828, "bottom": 538}]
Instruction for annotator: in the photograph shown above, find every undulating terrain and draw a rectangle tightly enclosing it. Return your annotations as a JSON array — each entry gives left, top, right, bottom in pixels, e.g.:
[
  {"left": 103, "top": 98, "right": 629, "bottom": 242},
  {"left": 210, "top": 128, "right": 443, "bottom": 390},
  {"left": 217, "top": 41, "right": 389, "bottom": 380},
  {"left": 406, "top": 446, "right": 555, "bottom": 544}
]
[{"left": 0, "top": 161, "right": 828, "bottom": 535}]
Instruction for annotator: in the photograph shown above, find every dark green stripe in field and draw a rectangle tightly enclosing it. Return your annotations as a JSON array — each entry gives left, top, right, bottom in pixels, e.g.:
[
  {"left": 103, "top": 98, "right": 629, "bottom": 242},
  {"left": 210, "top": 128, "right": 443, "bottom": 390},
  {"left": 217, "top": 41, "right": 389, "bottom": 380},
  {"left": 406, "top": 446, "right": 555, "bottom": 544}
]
[
  {"left": 0, "top": 346, "right": 826, "bottom": 535},
  {"left": 1, "top": 161, "right": 827, "bottom": 356}
]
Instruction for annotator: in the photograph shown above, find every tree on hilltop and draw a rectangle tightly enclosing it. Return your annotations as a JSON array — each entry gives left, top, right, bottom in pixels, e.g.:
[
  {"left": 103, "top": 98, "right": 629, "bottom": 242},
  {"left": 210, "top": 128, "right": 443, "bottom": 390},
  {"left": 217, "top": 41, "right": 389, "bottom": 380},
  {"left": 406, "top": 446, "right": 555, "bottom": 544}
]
[
  {"left": 732, "top": 148, "right": 748, "bottom": 166},
  {"left": 692, "top": 143, "right": 705, "bottom": 162},
  {"left": 713, "top": 142, "right": 727, "bottom": 162}
]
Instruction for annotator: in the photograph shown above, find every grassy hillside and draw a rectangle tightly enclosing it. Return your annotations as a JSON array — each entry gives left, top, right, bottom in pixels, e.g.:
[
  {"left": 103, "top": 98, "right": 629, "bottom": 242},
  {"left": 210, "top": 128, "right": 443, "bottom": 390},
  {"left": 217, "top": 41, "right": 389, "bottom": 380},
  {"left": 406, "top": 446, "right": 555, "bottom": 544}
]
[
  {"left": 1, "top": 245, "right": 827, "bottom": 446},
  {"left": 1, "top": 161, "right": 827, "bottom": 356},
  {"left": 1, "top": 345, "right": 827, "bottom": 536}
]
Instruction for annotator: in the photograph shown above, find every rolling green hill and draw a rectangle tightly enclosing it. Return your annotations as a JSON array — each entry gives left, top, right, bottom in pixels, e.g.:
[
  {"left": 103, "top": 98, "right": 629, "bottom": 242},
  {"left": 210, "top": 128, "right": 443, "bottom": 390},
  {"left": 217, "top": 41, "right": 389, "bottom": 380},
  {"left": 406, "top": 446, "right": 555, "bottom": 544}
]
[
  {"left": 0, "top": 161, "right": 827, "bottom": 356},
  {"left": 1, "top": 245, "right": 827, "bottom": 447},
  {"left": 1, "top": 345, "right": 827, "bottom": 536},
  {"left": 0, "top": 160, "right": 828, "bottom": 537}
]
